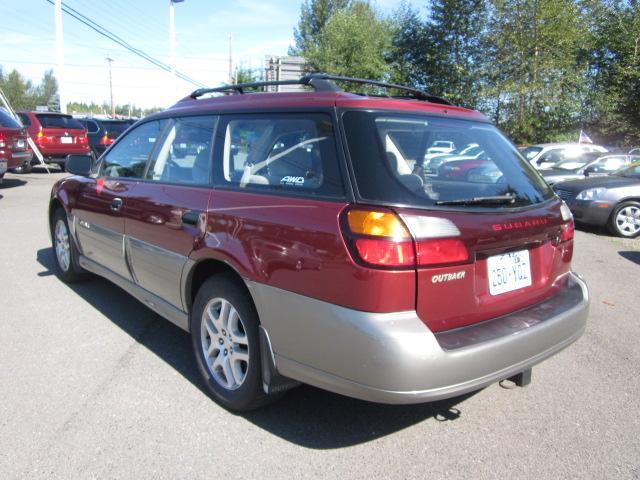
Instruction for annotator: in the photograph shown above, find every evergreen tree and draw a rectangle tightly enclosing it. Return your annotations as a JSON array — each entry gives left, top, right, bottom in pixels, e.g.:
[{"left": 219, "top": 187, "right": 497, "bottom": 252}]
[
  {"left": 484, "top": 0, "right": 588, "bottom": 143},
  {"left": 583, "top": 0, "right": 640, "bottom": 144}
]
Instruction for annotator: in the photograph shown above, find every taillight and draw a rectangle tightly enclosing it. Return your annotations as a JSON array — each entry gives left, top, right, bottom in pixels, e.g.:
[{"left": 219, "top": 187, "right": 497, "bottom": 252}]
[
  {"left": 78, "top": 134, "right": 88, "bottom": 145},
  {"left": 35, "top": 131, "right": 50, "bottom": 144},
  {"left": 99, "top": 134, "right": 114, "bottom": 146},
  {"left": 416, "top": 239, "right": 468, "bottom": 265},
  {"left": 0, "top": 132, "right": 5, "bottom": 148},
  {"left": 344, "top": 209, "right": 415, "bottom": 268},
  {"left": 341, "top": 208, "right": 469, "bottom": 269},
  {"left": 559, "top": 202, "right": 574, "bottom": 242}
]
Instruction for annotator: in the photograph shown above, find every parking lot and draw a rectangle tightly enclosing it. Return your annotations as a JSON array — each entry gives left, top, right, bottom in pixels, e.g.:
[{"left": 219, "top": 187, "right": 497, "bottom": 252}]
[{"left": 1, "top": 168, "right": 639, "bottom": 479}]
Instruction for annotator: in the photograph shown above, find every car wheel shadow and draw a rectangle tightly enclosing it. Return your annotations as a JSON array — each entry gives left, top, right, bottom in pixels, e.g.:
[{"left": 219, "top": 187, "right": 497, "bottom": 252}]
[
  {"left": 37, "top": 246, "right": 477, "bottom": 449},
  {"left": 619, "top": 250, "right": 640, "bottom": 265},
  {"left": 0, "top": 178, "right": 27, "bottom": 189}
]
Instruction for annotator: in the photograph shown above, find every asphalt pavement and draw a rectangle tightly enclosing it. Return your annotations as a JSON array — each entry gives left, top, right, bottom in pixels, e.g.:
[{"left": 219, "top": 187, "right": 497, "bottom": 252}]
[{"left": 1, "top": 168, "right": 639, "bottom": 479}]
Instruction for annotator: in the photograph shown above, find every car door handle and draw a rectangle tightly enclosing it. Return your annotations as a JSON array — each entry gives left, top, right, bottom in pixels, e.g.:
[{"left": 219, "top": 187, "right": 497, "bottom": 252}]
[
  {"left": 181, "top": 210, "right": 201, "bottom": 226},
  {"left": 110, "top": 197, "right": 123, "bottom": 212}
]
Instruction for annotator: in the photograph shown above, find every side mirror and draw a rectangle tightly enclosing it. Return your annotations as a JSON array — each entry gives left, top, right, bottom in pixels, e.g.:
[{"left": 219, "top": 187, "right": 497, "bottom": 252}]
[
  {"left": 584, "top": 165, "right": 599, "bottom": 176},
  {"left": 65, "top": 154, "right": 93, "bottom": 176}
]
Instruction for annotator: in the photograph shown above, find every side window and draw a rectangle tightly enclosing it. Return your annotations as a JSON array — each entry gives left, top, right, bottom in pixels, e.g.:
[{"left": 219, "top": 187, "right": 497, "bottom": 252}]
[
  {"left": 85, "top": 120, "right": 100, "bottom": 134},
  {"left": 600, "top": 156, "right": 626, "bottom": 171},
  {"left": 218, "top": 114, "right": 344, "bottom": 197},
  {"left": 17, "top": 113, "right": 31, "bottom": 127},
  {"left": 145, "top": 116, "right": 217, "bottom": 185},
  {"left": 99, "top": 119, "right": 167, "bottom": 178}
]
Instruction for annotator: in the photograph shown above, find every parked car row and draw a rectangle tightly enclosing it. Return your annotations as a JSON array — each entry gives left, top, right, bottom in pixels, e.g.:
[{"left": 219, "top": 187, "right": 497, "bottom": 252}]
[{"left": 6, "top": 110, "right": 135, "bottom": 173}]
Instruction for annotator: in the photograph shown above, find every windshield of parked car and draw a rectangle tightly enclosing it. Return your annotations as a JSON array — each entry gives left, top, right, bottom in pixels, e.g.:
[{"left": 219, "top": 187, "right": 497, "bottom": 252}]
[
  {"left": 0, "top": 109, "right": 22, "bottom": 128},
  {"left": 554, "top": 158, "right": 594, "bottom": 171},
  {"left": 520, "top": 146, "right": 542, "bottom": 160},
  {"left": 36, "top": 114, "right": 84, "bottom": 130},
  {"left": 343, "top": 111, "right": 554, "bottom": 208}
]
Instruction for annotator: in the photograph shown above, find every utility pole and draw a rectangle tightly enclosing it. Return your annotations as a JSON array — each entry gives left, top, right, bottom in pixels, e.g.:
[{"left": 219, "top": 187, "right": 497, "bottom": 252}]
[
  {"left": 54, "top": 0, "right": 67, "bottom": 113},
  {"left": 228, "top": 34, "right": 233, "bottom": 84},
  {"left": 169, "top": 0, "right": 184, "bottom": 98},
  {"left": 106, "top": 57, "right": 115, "bottom": 117}
]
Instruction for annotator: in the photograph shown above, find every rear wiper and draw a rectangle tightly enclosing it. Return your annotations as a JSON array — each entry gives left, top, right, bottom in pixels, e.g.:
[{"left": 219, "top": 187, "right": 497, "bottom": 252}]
[{"left": 435, "top": 194, "right": 516, "bottom": 206}]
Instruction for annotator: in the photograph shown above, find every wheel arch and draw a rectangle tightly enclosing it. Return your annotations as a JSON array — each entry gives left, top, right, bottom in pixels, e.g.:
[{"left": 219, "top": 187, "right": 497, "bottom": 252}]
[
  {"left": 183, "top": 257, "right": 255, "bottom": 316},
  {"left": 48, "top": 197, "right": 65, "bottom": 238}
]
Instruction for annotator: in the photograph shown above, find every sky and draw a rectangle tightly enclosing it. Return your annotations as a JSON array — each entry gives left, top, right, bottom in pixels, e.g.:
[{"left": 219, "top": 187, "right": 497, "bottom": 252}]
[{"left": 1, "top": 0, "right": 427, "bottom": 110}]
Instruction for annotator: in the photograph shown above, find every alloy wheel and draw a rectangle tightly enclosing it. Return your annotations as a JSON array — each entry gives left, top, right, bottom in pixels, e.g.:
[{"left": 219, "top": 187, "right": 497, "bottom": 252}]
[
  {"left": 54, "top": 219, "right": 71, "bottom": 272},
  {"left": 200, "top": 297, "right": 250, "bottom": 390}
]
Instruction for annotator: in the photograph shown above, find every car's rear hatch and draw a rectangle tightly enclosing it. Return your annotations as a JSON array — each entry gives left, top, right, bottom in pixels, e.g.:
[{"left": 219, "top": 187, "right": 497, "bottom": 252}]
[
  {"left": 341, "top": 108, "right": 575, "bottom": 333},
  {"left": 34, "top": 113, "right": 87, "bottom": 152},
  {"left": 0, "top": 110, "right": 30, "bottom": 158}
]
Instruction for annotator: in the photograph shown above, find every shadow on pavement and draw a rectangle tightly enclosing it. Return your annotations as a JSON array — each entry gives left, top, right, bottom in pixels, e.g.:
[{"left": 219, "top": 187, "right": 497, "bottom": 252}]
[
  {"left": 0, "top": 178, "right": 27, "bottom": 189},
  {"left": 618, "top": 250, "right": 640, "bottom": 266},
  {"left": 36, "top": 246, "right": 475, "bottom": 449}
]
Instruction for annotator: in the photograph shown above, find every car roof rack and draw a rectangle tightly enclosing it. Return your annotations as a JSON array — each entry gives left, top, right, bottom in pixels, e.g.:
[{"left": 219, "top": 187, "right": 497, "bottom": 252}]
[{"left": 189, "top": 73, "right": 453, "bottom": 106}]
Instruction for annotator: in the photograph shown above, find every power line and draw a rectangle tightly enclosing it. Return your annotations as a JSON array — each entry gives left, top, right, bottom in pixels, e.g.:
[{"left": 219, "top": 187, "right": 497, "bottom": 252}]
[{"left": 42, "top": 0, "right": 206, "bottom": 87}]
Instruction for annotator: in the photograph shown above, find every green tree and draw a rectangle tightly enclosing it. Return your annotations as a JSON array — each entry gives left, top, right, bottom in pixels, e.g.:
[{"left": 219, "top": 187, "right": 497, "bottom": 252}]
[
  {"left": 388, "top": 3, "right": 428, "bottom": 87},
  {"left": 0, "top": 68, "right": 35, "bottom": 110},
  {"left": 234, "top": 65, "right": 261, "bottom": 84},
  {"left": 291, "top": 0, "right": 352, "bottom": 55},
  {"left": 583, "top": 0, "right": 640, "bottom": 145},
  {"left": 304, "top": 2, "right": 392, "bottom": 80},
  {"left": 484, "top": 0, "right": 589, "bottom": 143},
  {"left": 36, "top": 70, "right": 59, "bottom": 111}
]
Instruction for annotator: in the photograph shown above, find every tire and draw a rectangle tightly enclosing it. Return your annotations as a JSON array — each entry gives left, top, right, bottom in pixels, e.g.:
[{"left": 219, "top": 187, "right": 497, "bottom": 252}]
[
  {"left": 190, "top": 274, "right": 270, "bottom": 411},
  {"left": 51, "top": 208, "right": 88, "bottom": 282},
  {"left": 608, "top": 201, "right": 640, "bottom": 238},
  {"left": 13, "top": 158, "right": 32, "bottom": 174}
]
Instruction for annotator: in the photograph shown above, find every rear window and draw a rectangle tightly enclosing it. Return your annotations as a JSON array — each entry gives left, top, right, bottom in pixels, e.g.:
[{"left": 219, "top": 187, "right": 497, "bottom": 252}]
[
  {"left": 101, "top": 121, "right": 131, "bottom": 138},
  {"left": 35, "top": 114, "right": 84, "bottom": 130},
  {"left": 0, "top": 110, "right": 22, "bottom": 128},
  {"left": 343, "top": 111, "right": 554, "bottom": 208}
]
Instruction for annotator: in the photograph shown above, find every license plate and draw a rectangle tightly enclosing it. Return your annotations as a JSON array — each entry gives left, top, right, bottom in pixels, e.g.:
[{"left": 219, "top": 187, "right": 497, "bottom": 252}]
[
  {"left": 487, "top": 249, "right": 532, "bottom": 295},
  {"left": 60, "top": 136, "right": 73, "bottom": 144},
  {"left": 0, "top": 159, "right": 7, "bottom": 174}
]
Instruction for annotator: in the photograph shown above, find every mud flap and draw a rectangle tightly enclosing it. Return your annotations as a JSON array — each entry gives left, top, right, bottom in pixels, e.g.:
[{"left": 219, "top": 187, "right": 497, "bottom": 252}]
[{"left": 259, "top": 325, "right": 301, "bottom": 395}]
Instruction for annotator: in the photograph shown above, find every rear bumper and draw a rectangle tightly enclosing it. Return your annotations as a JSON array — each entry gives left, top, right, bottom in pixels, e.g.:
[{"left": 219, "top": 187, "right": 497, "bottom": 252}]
[
  {"left": 248, "top": 272, "right": 589, "bottom": 404},
  {"left": 35, "top": 146, "right": 90, "bottom": 160}
]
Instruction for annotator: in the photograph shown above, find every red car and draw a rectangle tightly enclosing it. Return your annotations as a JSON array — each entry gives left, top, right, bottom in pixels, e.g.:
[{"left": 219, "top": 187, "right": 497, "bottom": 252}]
[
  {"left": 0, "top": 109, "right": 32, "bottom": 182},
  {"left": 16, "top": 111, "right": 89, "bottom": 172},
  {"left": 48, "top": 74, "right": 589, "bottom": 411}
]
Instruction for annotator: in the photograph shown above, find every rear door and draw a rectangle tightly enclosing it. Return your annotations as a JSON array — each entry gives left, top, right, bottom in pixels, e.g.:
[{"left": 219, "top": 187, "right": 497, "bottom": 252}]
[
  {"left": 124, "top": 116, "right": 217, "bottom": 310},
  {"left": 73, "top": 119, "right": 167, "bottom": 280}
]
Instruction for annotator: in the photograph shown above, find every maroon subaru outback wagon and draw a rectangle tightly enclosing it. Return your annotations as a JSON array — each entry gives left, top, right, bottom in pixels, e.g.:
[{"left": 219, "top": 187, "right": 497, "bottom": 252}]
[{"left": 49, "top": 74, "right": 589, "bottom": 411}]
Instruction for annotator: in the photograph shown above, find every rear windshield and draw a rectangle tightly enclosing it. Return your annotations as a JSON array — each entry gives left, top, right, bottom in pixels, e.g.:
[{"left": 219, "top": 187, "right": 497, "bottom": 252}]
[
  {"left": 101, "top": 121, "right": 131, "bottom": 137},
  {"left": 35, "top": 114, "right": 85, "bottom": 130},
  {"left": 0, "top": 109, "right": 22, "bottom": 128},
  {"left": 343, "top": 111, "right": 554, "bottom": 208}
]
